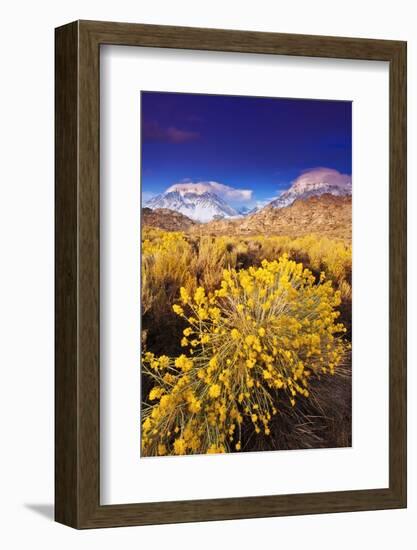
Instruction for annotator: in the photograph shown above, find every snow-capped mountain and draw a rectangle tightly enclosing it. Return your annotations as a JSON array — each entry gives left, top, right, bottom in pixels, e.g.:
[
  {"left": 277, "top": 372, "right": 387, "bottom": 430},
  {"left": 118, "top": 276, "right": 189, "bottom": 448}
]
[
  {"left": 145, "top": 185, "right": 239, "bottom": 222},
  {"left": 269, "top": 168, "right": 352, "bottom": 209},
  {"left": 144, "top": 170, "right": 351, "bottom": 222}
]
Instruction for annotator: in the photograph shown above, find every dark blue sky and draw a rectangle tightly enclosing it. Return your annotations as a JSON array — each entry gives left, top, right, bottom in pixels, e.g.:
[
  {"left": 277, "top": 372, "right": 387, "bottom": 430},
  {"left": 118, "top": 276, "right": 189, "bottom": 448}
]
[{"left": 141, "top": 91, "right": 351, "bottom": 208}]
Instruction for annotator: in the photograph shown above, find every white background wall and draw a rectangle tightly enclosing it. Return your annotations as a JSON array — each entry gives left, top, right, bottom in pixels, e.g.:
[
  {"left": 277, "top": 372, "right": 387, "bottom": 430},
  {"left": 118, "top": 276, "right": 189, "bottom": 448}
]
[{"left": 0, "top": 1, "right": 415, "bottom": 547}]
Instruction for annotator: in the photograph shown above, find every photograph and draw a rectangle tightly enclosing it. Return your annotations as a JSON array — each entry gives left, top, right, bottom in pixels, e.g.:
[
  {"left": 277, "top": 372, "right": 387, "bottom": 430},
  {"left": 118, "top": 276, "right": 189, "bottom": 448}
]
[{"left": 140, "top": 91, "right": 352, "bottom": 457}]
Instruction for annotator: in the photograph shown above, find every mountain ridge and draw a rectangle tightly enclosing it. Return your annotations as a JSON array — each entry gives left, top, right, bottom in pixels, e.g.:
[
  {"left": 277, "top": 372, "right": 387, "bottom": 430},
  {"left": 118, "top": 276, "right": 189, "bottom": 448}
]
[
  {"left": 190, "top": 194, "right": 352, "bottom": 240},
  {"left": 270, "top": 168, "right": 351, "bottom": 209},
  {"left": 142, "top": 207, "right": 197, "bottom": 231},
  {"left": 145, "top": 170, "right": 351, "bottom": 223},
  {"left": 143, "top": 194, "right": 352, "bottom": 241}
]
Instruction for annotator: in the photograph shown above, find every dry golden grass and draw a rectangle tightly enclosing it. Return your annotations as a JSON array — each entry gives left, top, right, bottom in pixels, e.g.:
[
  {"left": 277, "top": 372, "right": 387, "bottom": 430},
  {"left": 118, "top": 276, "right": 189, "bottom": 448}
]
[{"left": 142, "top": 229, "right": 352, "bottom": 315}]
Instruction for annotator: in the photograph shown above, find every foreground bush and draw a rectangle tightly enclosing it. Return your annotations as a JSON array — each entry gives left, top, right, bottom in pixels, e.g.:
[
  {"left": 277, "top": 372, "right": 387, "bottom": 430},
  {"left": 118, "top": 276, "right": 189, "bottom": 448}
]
[{"left": 141, "top": 255, "right": 347, "bottom": 456}]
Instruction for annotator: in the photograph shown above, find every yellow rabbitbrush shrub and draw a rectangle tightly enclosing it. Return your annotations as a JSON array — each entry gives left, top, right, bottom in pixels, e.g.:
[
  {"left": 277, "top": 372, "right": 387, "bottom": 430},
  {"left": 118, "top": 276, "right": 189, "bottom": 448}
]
[{"left": 141, "top": 255, "right": 347, "bottom": 456}]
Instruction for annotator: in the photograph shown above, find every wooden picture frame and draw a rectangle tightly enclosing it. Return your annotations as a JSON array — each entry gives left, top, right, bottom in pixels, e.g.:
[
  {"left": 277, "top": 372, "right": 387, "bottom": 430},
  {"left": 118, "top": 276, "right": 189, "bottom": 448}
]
[{"left": 55, "top": 20, "right": 407, "bottom": 528}]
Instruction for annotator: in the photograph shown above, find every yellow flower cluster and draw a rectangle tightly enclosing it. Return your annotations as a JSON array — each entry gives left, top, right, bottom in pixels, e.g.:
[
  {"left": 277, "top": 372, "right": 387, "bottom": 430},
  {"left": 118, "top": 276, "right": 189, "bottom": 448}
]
[{"left": 141, "top": 255, "right": 347, "bottom": 457}]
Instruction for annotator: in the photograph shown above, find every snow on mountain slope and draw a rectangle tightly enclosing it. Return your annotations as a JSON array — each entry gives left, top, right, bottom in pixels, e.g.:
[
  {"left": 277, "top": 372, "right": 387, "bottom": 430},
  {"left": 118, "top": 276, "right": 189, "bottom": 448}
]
[
  {"left": 145, "top": 187, "right": 239, "bottom": 222},
  {"left": 144, "top": 170, "right": 351, "bottom": 222},
  {"left": 269, "top": 168, "right": 352, "bottom": 209}
]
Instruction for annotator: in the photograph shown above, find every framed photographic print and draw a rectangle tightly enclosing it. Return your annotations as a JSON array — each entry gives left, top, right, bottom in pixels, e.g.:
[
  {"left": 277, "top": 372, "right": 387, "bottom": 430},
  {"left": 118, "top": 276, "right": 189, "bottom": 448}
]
[{"left": 55, "top": 20, "right": 407, "bottom": 528}]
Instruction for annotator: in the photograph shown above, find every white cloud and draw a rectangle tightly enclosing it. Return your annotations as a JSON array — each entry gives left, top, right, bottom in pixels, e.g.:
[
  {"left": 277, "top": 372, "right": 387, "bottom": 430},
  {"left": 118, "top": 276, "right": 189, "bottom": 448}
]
[
  {"left": 292, "top": 167, "right": 351, "bottom": 190},
  {"left": 167, "top": 181, "right": 253, "bottom": 203}
]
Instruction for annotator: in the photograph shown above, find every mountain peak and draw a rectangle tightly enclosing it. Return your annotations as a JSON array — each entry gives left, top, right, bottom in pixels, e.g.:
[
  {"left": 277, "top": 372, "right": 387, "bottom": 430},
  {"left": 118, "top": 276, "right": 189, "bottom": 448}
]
[
  {"left": 167, "top": 182, "right": 219, "bottom": 196},
  {"left": 270, "top": 168, "right": 351, "bottom": 209},
  {"left": 145, "top": 182, "right": 240, "bottom": 222}
]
